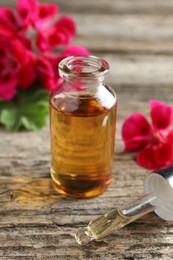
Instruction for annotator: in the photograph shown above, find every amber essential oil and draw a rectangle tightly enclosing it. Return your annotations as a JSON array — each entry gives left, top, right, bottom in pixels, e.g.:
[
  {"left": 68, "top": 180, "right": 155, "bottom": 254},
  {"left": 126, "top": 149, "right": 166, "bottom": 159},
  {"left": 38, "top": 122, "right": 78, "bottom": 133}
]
[{"left": 50, "top": 91, "right": 116, "bottom": 198}]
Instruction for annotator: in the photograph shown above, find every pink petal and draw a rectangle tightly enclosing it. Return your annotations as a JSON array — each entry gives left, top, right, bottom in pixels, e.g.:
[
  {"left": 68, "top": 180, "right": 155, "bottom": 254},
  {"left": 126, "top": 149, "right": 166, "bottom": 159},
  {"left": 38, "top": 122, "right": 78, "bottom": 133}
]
[
  {"left": 0, "top": 74, "right": 17, "bottom": 100},
  {"left": 11, "top": 39, "right": 34, "bottom": 65},
  {"left": 61, "top": 46, "right": 90, "bottom": 57},
  {"left": 0, "top": 24, "right": 14, "bottom": 37},
  {"left": 153, "top": 142, "right": 173, "bottom": 165},
  {"left": 36, "top": 56, "right": 54, "bottom": 77},
  {"left": 18, "top": 64, "right": 36, "bottom": 89},
  {"left": 137, "top": 146, "right": 162, "bottom": 170},
  {"left": 48, "top": 30, "right": 68, "bottom": 49},
  {"left": 167, "top": 130, "right": 173, "bottom": 144},
  {"left": 17, "top": 0, "right": 37, "bottom": 26},
  {"left": 17, "top": 36, "right": 32, "bottom": 50},
  {"left": 34, "top": 3, "right": 58, "bottom": 30},
  {"left": 36, "top": 16, "right": 76, "bottom": 51},
  {"left": 35, "top": 30, "right": 48, "bottom": 52},
  {"left": 41, "top": 53, "right": 61, "bottom": 77},
  {"left": 0, "top": 39, "right": 20, "bottom": 76},
  {"left": 122, "top": 113, "right": 152, "bottom": 151},
  {"left": 122, "top": 137, "right": 149, "bottom": 152},
  {"left": 37, "top": 3, "right": 58, "bottom": 21},
  {"left": 0, "top": 39, "right": 8, "bottom": 60},
  {"left": 0, "top": 8, "right": 22, "bottom": 34},
  {"left": 42, "top": 77, "right": 55, "bottom": 91},
  {"left": 55, "top": 16, "right": 76, "bottom": 37},
  {"left": 36, "top": 56, "right": 55, "bottom": 90},
  {"left": 150, "top": 100, "right": 173, "bottom": 130},
  {"left": 0, "top": 8, "right": 15, "bottom": 25}
]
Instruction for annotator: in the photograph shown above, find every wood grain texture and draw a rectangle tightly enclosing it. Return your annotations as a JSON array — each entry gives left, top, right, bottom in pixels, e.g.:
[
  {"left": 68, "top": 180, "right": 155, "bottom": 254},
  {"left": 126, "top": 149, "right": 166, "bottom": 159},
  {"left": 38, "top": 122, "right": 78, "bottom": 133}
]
[
  {"left": 1, "top": 86, "right": 173, "bottom": 259},
  {"left": 1, "top": 0, "right": 173, "bottom": 259},
  {"left": 3, "top": 0, "right": 173, "bottom": 15}
]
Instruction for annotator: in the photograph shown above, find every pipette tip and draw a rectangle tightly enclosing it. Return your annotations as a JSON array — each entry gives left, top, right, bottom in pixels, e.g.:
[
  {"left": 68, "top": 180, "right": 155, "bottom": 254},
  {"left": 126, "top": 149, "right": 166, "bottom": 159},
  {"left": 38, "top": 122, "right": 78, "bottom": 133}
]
[{"left": 75, "top": 227, "right": 93, "bottom": 245}]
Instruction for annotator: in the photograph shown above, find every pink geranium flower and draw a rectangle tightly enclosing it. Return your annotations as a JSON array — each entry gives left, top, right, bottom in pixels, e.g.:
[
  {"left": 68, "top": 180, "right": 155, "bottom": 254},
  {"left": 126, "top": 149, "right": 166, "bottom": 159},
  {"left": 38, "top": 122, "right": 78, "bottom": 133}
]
[
  {"left": 0, "top": 37, "right": 35, "bottom": 100},
  {"left": 17, "top": 0, "right": 76, "bottom": 52},
  {"left": 122, "top": 100, "right": 173, "bottom": 170},
  {"left": 17, "top": 0, "right": 58, "bottom": 30},
  {"left": 36, "top": 16, "right": 76, "bottom": 52},
  {"left": 36, "top": 46, "right": 90, "bottom": 91},
  {"left": 0, "top": 0, "right": 89, "bottom": 101},
  {"left": 0, "top": 7, "right": 23, "bottom": 37}
]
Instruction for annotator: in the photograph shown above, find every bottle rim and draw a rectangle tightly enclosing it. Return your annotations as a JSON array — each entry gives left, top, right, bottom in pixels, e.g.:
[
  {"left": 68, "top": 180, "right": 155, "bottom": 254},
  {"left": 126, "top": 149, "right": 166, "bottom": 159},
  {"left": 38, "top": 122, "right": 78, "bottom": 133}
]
[{"left": 58, "top": 55, "right": 109, "bottom": 79}]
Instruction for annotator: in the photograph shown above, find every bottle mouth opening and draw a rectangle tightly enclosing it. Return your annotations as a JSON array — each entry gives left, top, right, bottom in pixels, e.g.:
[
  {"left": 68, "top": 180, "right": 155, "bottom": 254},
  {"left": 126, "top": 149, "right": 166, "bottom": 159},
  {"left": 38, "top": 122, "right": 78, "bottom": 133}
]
[{"left": 58, "top": 55, "right": 109, "bottom": 79}]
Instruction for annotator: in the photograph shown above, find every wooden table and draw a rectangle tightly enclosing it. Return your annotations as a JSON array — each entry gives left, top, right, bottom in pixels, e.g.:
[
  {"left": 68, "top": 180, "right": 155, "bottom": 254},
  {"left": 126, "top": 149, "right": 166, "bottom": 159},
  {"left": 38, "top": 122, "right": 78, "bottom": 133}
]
[{"left": 1, "top": 1, "right": 173, "bottom": 259}]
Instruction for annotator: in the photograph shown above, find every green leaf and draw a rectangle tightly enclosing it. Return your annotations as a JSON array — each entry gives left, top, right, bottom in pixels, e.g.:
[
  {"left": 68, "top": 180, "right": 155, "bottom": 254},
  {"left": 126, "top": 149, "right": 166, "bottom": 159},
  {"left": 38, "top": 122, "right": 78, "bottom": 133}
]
[{"left": 0, "top": 88, "right": 50, "bottom": 132}]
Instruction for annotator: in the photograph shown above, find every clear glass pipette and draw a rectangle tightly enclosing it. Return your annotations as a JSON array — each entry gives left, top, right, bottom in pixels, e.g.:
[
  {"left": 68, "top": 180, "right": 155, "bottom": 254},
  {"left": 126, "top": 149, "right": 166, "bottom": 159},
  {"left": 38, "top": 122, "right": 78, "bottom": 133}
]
[{"left": 75, "top": 164, "right": 173, "bottom": 245}]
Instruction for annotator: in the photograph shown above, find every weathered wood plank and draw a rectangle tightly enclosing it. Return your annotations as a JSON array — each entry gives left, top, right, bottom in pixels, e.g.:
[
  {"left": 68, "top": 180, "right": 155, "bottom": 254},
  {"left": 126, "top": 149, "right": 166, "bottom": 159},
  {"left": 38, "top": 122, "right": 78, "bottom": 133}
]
[
  {"left": 3, "top": 0, "right": 173, "bottom": 15},
  {"left": 72, "top": 14, "right": 173, "bottom": 53},
  {"left": 103, "top": 54, "right": 173, "bottom": 86},
  {"left": 0, "top": 85, "right": 173, "bottom": 259},
  {"left": 52, "top": 0, "right": 173, "bottom": 15},
  {"left": 0, "top": 168, "right": 172, "bottom": 260}
]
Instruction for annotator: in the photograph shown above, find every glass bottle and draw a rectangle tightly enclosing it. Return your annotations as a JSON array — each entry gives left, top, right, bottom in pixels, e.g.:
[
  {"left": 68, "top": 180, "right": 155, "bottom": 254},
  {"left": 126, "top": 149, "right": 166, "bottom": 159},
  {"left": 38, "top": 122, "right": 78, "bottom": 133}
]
[{"left": 49, "top": 56, "right": 117, "bottom": 198}]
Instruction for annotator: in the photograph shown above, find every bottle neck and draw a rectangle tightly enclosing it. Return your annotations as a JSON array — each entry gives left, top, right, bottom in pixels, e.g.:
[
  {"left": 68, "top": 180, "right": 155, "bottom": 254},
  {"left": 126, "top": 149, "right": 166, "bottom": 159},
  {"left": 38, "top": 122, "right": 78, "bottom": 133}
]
[
  {"left": 58, "top": 55, "right": 109, "bottom": 94},
  {"left": 62, "top": 76, "right": 105, "bottom": 95}
]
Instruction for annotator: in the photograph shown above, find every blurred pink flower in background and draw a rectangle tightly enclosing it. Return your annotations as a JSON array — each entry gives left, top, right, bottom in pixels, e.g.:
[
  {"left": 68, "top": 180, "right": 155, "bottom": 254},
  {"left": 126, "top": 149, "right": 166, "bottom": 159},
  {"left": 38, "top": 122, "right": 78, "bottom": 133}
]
[
  {"left": 0, "top": 38, "right": 35, "bottom": 99},
  {"left": 0, "top": 0, "right": 89, "bottom": 100},
  {"left": 122, "top": 100, "right": 173, "bottom": 170}
]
